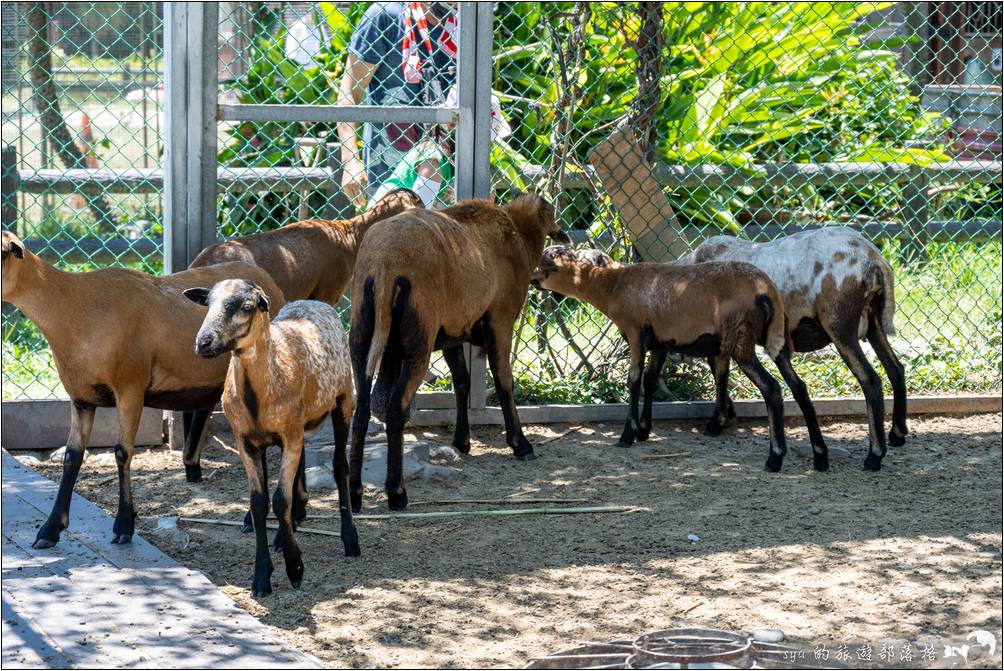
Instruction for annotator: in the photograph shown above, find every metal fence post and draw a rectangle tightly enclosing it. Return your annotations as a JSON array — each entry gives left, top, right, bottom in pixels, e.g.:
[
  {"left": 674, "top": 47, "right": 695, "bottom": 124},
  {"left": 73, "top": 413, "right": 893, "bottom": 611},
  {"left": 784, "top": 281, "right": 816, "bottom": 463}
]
[
  {"left": 163, "top": 2, "right": 219, "bottom": 446},
  {"left": 463, "top": 2, "right": 496, "bottom": 413},
  {"left": 164, "top": 2, "right": 219, "bottom": 274}
]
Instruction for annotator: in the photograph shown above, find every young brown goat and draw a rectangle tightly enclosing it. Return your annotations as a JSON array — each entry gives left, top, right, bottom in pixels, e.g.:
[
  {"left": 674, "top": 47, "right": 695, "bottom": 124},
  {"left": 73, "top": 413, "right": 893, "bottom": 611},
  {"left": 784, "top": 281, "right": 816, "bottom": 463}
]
[
  {"left": 681, "top": 228, "right": 905, "bottom": 471},
  {"left": 0, "top": 230, "right": 286, "bottom": 548},
  {"left": 185, "top": 281, "right": 359, "bottom": 597},
  {"left": 349, "top": 194, "right": 569, "bottom": 510},
  {"left": 531, "top": 246, "right": 802, "bottom": 472},
  {"left": 179, "top": 188, "right": 423, "bottom": 480}
]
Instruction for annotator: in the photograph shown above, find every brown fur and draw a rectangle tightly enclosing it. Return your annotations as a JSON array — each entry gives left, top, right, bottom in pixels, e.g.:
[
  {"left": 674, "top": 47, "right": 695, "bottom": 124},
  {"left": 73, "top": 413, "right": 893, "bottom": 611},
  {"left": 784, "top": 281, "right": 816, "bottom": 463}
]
[
  {"left": 533, "top": 256, "right": 789, "bottom": 360},
  {"left": 187, "top": 285, "right": 359, "bottom": 596},
  {"left": 189, "top": 188, "right": 422, "bottom": 303},
  {"left": 1, "top": 229, "right": 286, "bottom": 548},
  {"left": 532, "top": 247, "right": 791, "bottom": 469},
  {"left": 348, "top": 194, "right": 566, "bottom": 510}
]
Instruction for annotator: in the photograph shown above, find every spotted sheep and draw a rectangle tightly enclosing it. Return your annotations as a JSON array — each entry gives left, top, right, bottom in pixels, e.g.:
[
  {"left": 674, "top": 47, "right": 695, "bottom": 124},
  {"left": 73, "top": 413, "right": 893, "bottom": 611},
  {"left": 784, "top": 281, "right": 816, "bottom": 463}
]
[
  {"left": 185, "top": 280, "right": 360, "bottom": 598},
  {"left": 349, "top": 193, "right": 570, "bottom": 511},
  {"left": 681, "top": 227, "right": 906, "bottom": 471},
  {"left": 0, "top": 229, "right": 287, "bottom": 549},
  {"left": 531, "top": 246, "right": 801, "bottom": 472},
  {"left": 179, "top": 188, "right": 423, "bottom": 482}
]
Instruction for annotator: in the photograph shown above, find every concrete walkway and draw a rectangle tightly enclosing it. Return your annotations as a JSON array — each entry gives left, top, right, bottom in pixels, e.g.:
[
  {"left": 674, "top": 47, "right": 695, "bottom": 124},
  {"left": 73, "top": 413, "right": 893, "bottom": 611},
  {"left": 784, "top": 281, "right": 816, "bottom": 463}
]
[{"left": 1, "top": 451, "right": 323, "bottom": 669}]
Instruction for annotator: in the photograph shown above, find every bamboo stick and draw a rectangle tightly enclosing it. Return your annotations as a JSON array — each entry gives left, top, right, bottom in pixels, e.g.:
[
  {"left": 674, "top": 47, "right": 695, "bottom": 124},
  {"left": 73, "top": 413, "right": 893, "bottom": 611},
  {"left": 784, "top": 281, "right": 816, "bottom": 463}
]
[
  {"left": 637, "top": 452, "right": 692, "bottom": 460},
  {"left": 535, "top": 426, "right": 582, "bottom": 445},
  {"left": 354, "top": 505, "right": 644, "bottom": 520},
  {"left": 178, "top": 517, "right": 341, "bottom": 537},
  {"left": 409, "top": 497, "right": 590, "bottom": 507}
]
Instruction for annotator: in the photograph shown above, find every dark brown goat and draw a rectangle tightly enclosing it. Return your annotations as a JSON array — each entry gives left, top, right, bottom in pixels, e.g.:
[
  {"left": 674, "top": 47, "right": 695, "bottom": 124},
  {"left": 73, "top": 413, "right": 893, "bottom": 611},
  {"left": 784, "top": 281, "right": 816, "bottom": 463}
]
[{"left": 349, "top": 194, "right": 569, "bottom": 510}]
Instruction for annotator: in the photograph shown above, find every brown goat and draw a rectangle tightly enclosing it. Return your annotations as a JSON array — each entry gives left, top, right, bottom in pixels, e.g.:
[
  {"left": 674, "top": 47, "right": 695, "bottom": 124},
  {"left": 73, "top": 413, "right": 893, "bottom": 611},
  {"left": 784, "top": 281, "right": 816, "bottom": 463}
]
[
  {"left": 0, "top": 230, "right": 286, "bottom": 548},
  {"left": 186, "top": 282, "right": 359, "bottom": 597},
  {"left": 531, "top": 246, "right": 802, "bottom": 472},
  {"left": 178, "top": 188, "right": 423, "bottom": 481},
  {"left": 349, "top": 194, "right": 569, "bottom": 510}
]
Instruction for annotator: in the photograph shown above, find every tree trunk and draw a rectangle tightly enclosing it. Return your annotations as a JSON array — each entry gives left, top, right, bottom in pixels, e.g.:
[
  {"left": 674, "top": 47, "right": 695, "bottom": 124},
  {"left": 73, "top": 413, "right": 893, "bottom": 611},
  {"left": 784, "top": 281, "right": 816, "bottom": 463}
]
[
  {"left": 631, "top": 2, "right": 664, "bottom": 164},
  {"left": 27, "top": 1, "right": 115, "bottom": 229}
]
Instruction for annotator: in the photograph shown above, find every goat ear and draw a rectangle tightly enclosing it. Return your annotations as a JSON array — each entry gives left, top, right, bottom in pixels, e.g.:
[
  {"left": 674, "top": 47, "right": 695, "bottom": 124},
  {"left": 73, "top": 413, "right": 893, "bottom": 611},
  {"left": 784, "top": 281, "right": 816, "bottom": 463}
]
[
  {"left": 257, "top": 293, "right": 270, "bottom": 312},
  {"left": 9, "top": 240, "right": 24, "bottom": 259},
  {"left": 183, "top": 287, "right": 210, "bottom": 306}
]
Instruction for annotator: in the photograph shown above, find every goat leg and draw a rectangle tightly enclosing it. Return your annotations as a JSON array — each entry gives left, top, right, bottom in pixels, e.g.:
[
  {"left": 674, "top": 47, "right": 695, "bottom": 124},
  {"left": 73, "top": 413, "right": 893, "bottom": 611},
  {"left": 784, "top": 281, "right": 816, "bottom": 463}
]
[
  {"left": 442, "top": 345, "right": 471, "bottom": 453},
  {"left": 703, "top": 356, "right": 736, "bottom": 437},
  {"left": 617, "top": 340, "right": 645, "bottom": 448},
  {"left": 238, "top": 440, "right": 274, "bottom": 598},
  {"left": 332, "top": 397, "right": 361, "bottom": 557},
  {"left": 182, "top": 407, "right": 212, "bottom": 483},
  {"left": 638, "top": 349, "right": 667, "bottom": 441},
  {"left": 483, "top": 314, "right": 535, "bottom": 460},
  {"left": 273, "top": 433, "right": 305, "bottom": 589},
  {"left": 271, "top": 446, "right": 307, "bottom": 549},
  {"left": 867, "top": 314, "right": 908, "bottom": 447},
  {"left": 831, "top": 332, "right": 887, "bottom": 471},
  {"left": 242, "top": 450, "right": 268, "bottom": 534},
  {"left": 111, "top": 391, "right": 144, "bottom": 544},
  {"left": 773, "top": 347, "right": 829, "bottom": 472},
  {"left": 33, "top": 401, "right": 95, "bottom": 548},
  {"left": 736, "top": 356, "right": 787, "bottom": 472},
  {"left": 384, "top": 353, "right": 429, "bottom": 511}
]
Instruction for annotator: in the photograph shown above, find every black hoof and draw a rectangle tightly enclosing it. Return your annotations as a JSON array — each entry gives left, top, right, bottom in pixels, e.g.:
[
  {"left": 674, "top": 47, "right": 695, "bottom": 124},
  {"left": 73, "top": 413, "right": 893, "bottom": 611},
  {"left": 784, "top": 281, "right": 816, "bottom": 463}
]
[
  {"left": 863, "top": 453, "right": 883, "bottom": 471},
  {"left": 342, "top": 529, "right": 361, "bottom": 557},
  {"left": 888, "top": 431, "right": 906, "bottom": 448},
  {"left": 453, "top": 439, "right": 471, "bottom": 455},
  {"left": 764, "top": 452, "right": 784, "bottom": 472},
  {"left": 512, "top": 437, "right": 535, "bottom": 461},
  {"left": 251, "top": 564, "right": 274, "bottom": 598},
  {"left": 34, "top": 523, "right": 62, "bottom": 549},
  {"left": 185, "top": 463, "right": 202, "bottom": 483},
  {"left": 702, "top": 421, "right": 723, "bottom": 437},
  {"left": 32, "top": 537, "right": 58, "bottom": 550},
  {"left": 111, "top": 533, "right": 133, "bottom": 544},
  {"left": 286, "top": 560, "right": 304, "bottom": 589},
  {"left": 350, "top": 491, "right": 362, "bottom": 514},
  {"left": 635, "top": 429, "right": 651, "bottom": 442},
  {"left": 387, "top": 488, "right": 409, "bottom": 511},
  {"left": 813, "top": 452, "right": 830, "bottom": 472},
  {"left": 241, "top": 510, "right": 253, "bottom": 534}
]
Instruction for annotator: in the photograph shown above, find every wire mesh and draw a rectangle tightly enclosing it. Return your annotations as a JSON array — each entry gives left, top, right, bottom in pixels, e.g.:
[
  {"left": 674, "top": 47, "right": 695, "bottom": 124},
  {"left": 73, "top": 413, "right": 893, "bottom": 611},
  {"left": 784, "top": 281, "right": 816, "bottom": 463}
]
[
  {"left": 490, "top": 1, "right": 1003, "bottom": 405},
  {"left": 2, "top": 1, "right": 1001, "bottom": 410},
  {"left": 215, "top": 1, "right": 462, "bottom": 385},
  {"left": 2, "top": 1, "right": 163, "bottom": 400}
]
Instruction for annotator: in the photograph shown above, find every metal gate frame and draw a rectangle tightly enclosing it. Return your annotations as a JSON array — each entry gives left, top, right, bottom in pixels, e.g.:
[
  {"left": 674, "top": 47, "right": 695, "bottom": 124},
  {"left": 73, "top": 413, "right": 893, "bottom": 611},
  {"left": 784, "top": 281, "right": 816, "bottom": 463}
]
[
  {"left": 2, "top": 2, "right": 999, "bottom": 451},
  {"left": 162, "top": 1, "right": 493, "bottom": 424}
]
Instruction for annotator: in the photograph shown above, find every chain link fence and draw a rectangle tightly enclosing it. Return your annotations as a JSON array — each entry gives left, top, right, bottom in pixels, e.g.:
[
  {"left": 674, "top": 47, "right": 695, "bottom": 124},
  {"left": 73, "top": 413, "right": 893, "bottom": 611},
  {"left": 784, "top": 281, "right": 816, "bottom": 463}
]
[
  {"left": 490, "top": 1, "right": 1002, "bottom": 405},
  {"left": 3, "top": 1, "right": 1002, "bottom": 411},
  {"left": 2, "top": 1, "right": 164, "bottom": 399}
]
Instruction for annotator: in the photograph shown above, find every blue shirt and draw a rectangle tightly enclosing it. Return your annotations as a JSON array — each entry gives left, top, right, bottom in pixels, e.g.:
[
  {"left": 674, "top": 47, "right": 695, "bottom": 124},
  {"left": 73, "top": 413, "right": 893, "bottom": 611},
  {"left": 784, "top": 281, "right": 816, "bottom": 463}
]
[{"left": 348, "top": 2, "right": 455, "bottom": 189}]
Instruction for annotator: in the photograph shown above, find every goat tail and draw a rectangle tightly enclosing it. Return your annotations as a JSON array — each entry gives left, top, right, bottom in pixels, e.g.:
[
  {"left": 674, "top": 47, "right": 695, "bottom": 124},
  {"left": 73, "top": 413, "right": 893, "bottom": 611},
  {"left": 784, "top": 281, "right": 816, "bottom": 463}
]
[
  {"left": 758, "top": 292, "right": 787, "bottom": 359},
  {"left": 876, "top": 258, "right": 897, "bottom": 336},
  {"left": 362, "top": 273, "right": 395, "bottom": 380}
]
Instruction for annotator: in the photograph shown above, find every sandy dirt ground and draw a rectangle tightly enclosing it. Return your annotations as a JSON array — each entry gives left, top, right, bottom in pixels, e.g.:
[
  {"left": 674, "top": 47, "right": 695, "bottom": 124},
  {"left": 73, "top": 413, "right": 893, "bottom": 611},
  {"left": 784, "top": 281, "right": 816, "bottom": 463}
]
[{"left": 19, "top": 412, "right": 1004, "bottom": 668}]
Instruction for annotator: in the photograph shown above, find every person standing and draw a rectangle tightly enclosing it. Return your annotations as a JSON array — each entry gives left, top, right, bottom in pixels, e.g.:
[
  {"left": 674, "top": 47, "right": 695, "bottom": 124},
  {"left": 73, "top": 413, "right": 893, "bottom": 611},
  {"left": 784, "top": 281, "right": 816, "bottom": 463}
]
[{"left": 336, "top": 2, "right": 457, "bottom": 208}]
